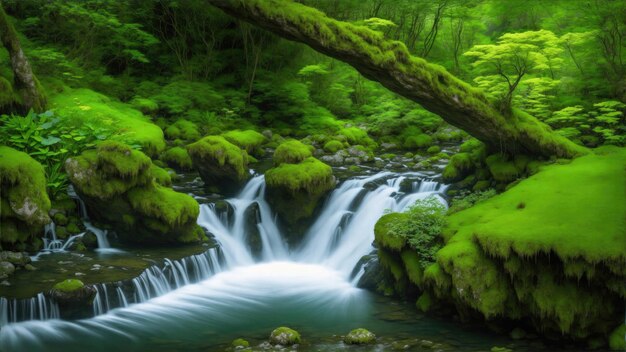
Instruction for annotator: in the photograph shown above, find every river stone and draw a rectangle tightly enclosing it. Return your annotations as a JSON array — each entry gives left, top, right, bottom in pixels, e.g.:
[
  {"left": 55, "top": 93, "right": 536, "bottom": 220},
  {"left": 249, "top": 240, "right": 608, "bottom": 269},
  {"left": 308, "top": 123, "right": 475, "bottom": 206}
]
[
  {"left": 269, "top": 326, "right": 301, "bottom": 346},
  {"left": 0, "top": 251, "right": 31, "bottom": 265},
  {"left": 48, "top": 279, "right": 97, "bottom": 306},
  {"left": 320, "top": 154, "right": 344, "bottom": 165},
  {"left": 344, "top": 328, "right": 376, "bottom": 345},
  {"left": 0, "top": 261, "right": 15, "bottom": 278},
  {"left": 243, "top": 202, "right": 262, "bottom": 258},
  {"left": 231, "top": 338, "right": 250, "bottom": 349}
]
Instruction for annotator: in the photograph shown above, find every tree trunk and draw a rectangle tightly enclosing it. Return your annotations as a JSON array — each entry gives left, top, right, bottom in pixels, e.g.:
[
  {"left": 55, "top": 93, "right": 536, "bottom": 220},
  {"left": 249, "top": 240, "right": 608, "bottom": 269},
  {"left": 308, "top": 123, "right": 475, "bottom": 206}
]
[
  {"left": 0, "top": 4, "right": 46, "bottom": 112},
  {"left": 206, "top": 0, "right": 586, "bottom": 158}
]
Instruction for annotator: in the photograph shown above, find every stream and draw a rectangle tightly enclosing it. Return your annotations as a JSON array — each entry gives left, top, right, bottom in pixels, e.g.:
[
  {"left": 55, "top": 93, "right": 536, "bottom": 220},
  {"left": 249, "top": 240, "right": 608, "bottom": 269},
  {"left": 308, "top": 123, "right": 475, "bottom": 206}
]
[{"left": 0, "top": 171, "right": 560, "bottom": 351}]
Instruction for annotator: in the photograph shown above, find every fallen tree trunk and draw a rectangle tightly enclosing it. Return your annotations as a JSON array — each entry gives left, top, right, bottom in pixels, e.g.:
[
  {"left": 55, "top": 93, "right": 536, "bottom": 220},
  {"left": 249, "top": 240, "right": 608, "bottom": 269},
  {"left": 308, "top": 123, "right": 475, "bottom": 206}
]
[
  {"left": 207, "top": 0, "right": 586, "bottom": 158},
  {"left": 0, "top": 4, "right": 46, "bottom": 112}
]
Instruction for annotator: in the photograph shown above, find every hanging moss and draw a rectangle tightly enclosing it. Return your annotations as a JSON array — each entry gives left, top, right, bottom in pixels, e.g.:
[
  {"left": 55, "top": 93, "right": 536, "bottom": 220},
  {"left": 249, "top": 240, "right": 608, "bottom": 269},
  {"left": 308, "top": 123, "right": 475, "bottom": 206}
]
[
  {"left": 0, "top": 146, "right": 51, "bottom": 250},
  {"left": 161, "top": 146, "right": 193, "bottom": 171},
  {"left": 187, "top": 136, "right": 249, "bottom": 194},
  {"left": 222, "top": 129, "right": 267, "bottom": 154},
  {"left": 273, "top": 139, "right": 313, "bottom": 165},
  {"left": 485, "top": 154, "right": 521, "bottom": 183}
]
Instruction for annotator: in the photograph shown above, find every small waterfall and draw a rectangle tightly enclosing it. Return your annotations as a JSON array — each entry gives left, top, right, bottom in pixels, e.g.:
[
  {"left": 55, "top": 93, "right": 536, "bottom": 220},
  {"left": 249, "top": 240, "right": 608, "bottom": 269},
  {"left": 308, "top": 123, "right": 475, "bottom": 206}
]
[
  {"left": 89, "top": 247, "right": 224, "bottom": 317},
  {"left": 0, "top": 294, "right": 60, "bottom": 327}
]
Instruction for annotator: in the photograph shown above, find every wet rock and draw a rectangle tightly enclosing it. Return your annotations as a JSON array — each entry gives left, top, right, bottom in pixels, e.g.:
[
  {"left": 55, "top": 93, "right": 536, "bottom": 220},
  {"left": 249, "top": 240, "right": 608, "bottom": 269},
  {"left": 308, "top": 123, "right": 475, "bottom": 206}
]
[
  {"left": 344, "top": 328, "right": 376, "bottom": 345},
  {"left": 381, "top": 142, "right": 397, "bottom": 150},
  {"left": 269, "top": 327, "right": 301, "bottom": 346},
  {"left": 243, "top": 202, "right": 262, "bottom": 258},
  {"left": 231, "top": 338, "right": 250, "bottom": 349},
  {"left": 0, "top": 251, "right": 31, "bottom": 265},
  {"left": 320, "top": 154, "right": 344, "bottom": 165},
  {"left": 24, "top": 264, "right": 37, "bottom": 271},
  {"left": 48, "top": 279, "right": 96, "bottom": 306},
  {"left": 82, "top": 230, "right": 99, "bottom": 249},
  {"left": 0, "top": 261, "right": 16, "bottom": 278}
]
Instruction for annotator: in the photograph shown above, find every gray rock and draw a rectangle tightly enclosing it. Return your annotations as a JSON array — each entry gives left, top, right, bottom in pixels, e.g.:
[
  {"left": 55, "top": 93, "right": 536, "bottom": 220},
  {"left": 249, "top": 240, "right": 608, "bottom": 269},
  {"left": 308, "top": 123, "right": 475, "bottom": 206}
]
[
  {"left": 321, "top": 154, "right": 344, "bottom": 165},
  {"left": 0, "top": 261, "right": 15, "bottom": 278},
  {"left": 381, "top": 143, "right": 397, "bottom": 150},
  {"left": 0, "top": 251, "right": 31, "bottom": 266}
]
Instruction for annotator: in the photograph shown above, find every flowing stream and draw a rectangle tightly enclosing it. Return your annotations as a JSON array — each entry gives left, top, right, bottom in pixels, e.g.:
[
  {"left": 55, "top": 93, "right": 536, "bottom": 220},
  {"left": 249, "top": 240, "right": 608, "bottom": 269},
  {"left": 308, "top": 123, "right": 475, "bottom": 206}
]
[{"left": 1, "top": 172, "right": 534, "bottom": 351}]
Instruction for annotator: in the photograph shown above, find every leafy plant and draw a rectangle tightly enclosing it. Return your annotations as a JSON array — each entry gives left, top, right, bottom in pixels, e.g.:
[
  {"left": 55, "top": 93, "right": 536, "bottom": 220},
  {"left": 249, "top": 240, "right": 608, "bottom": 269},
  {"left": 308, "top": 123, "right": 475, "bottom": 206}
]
[
  {"left": 387, "top": 197, "right": 447, "bottom": 268},
  {"left": 0, "top": 110, "right": 121, "bottom": 198}
]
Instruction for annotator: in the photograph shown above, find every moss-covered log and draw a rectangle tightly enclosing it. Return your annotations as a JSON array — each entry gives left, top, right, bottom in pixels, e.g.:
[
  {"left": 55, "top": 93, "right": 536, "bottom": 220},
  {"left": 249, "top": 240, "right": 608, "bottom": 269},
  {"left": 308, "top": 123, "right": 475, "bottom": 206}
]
[
  {"left": 0, "top": 4, "right": 46, "bottom": 112},
  {"left": 206, "top": 0, "right": 586, "bottom": 158}
]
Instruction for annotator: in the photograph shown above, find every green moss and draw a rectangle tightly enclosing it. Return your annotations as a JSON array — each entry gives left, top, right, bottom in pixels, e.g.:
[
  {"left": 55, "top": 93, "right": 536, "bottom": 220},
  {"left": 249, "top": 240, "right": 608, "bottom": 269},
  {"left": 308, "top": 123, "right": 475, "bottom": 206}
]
[
  {"left": 442, "top": 153, "right": 474, "bottom": 182},
  {"left": 472, "top": 180, "right": 491, "bottom": 192},
  {"left": 416, "top": 292, "right": 434, "bottom": 312},
  {"left": 400, "top": 249, "right": 423, "bottom": 286},
  {"left": 97, "top": 141, "right": 152, "bottom": 178},
  {"left": 51, "top": 87, "right": 166, "bottom": 155},
  {"left": 222, "top": 129, "right": 267, "bottom": 153},
  {"left": 323, "top": 140, "right": 344, "bottom": 153},
  {"left": 378, "top": 248, "right": 405, "bottom": 282},
  {"left": 164, "top": 119, "right": 201, "bottom": 142},
  {"left": 127, "top": 184, "right": 198, "bottom": 228},
  {"left": 0, "top": 76, "right": 16, "bottom": 106},
  {"left": 0, "top": 146, "right": 51, "bottom": 248},
  {"left": 52, "top": 279, "right": 84, "bottom": 293},
  {"left": 150, "top": 164, "right": 172, "bottom": 187},
  {"left": 338, "top": 127, "right": 376, "bottom": 147},
  {"left": 404, "top": 133, "right": 433, "bottom": 149},
  {"left": 231, "top": 338, "right": 250, "bottom": 348},
  {"left": 273, "top": 139, "right": 312, "bottom": 165},
  {"left": 609, "top": 324, "right": 625, "bottom": 350},
  {"left": 426, "top": 145, "right": 441, "bottom": 154},
  {"left": 344, "top": 328, "right": 376, "bottom": 345},
  {"left": 374, "top": 213, "right": 408, "bottom": 251},
  {"left": 187, "top": 136, "right": 249, "bottom": 180},
  {"left": 265, "top": 157, "right": 334, "bottom": 195},
  {"left": 161, "top": 147, "right": 193, "bottom": 171},
  {"left": 485, "top": 154, "right": 520, "bottom": 183},
  {"left": 130, "top": 97, "right": 158, "bottom": 115}
]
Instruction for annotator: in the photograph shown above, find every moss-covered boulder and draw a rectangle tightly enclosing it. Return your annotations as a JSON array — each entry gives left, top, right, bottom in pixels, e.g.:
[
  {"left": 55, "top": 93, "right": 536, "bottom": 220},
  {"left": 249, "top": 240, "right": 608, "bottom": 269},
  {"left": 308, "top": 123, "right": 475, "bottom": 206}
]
[
  {"left": 265, "top": 143, "right": 335, "bottom": 240},
  {"left": 161, "top": 146, "right": 193, "bottom": 171},
  {"left": 0, "top": 146, "right": 51, "bottom": 251},
  {"left": 187, "top": 136, "right": 250, "bottom": 195},
  {"left": 231, "top": 338, "right": 250, "bottom": 349},
  {"left": 344, "top": 328, "right": 376, "bottom": 345},
  {"left": 65, "top": 141, "right": 203, "bottom": 245},
  {"left": 48, "top": 279, "right": 96, "bottom": 306},
  {"left": 222, "top": 129, "right": 267, "bottom": 156},
  {"left": 269, "top": 327, "right": 301, "bottom": 346},
  {"left": 164, "top": 119, "right": 201, "bottom": 142},
  {"left": 442, "top": 152, "right": 474, "bottom": 183}
]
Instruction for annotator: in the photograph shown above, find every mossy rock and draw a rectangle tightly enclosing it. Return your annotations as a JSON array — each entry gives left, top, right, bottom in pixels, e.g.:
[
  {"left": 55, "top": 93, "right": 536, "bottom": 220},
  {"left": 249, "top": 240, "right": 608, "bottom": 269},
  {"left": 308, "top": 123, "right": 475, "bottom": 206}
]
[
  {"left": 404, "top": 133, "right": 433, "bottom": 149},
  {"left": 323, "top": 140, "right": 344, "bottom": 153},
  {"left": 338, "top": 127, "right": 376, "bottom": 148},
  {"left": 48, "top": 279, "right": 96, "bottom": 307},
  {"left": 344, "top": 328, "right": 376, "bottom": 345},
  {"left": 187, "top": 136, "right": 250, "bottom": 195},
  {"left": 374, "top": 213, "right": 408, "bottom": 251},
  {"left": 66, "top": 142, "right": 203, "bottom": 245},
  {"left": 273, "top": 139, "right": 312, "bottom": 164},
  {"left": 416, "top": 292, "right": 434, "bottom": 312},
  {"left": 426, "top": 145, "right": 441, "bottom": 154},
  {"left": 442, "top": 152, "right": 474, "bottom": 183},
  {"left": 223, "top": 129, "right": 267, "bottom": 155},
  {"left": 269, "top": 327, "right": 301, "bottom": 346},
  {"left": 164, "top": 119, "right": 201, "bottom": 142},
  {"left": 231, "top": 338, "right": 250, "bottom": 348},
  {"left": 161, "top": 147, "right": 193, "bottom": 171},
  {"left": 265, "top": 157, "right": 334, "bottom": 239},
  {"left": 0, "top": 146, "right": 51, "bottom": 250}
]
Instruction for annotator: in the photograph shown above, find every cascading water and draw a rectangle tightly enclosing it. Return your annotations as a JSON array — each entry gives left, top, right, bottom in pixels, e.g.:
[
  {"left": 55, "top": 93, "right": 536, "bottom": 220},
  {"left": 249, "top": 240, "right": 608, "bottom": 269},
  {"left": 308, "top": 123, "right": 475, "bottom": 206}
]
[{"left": 0, "top": 172, "right": 450, "bottom": 352}]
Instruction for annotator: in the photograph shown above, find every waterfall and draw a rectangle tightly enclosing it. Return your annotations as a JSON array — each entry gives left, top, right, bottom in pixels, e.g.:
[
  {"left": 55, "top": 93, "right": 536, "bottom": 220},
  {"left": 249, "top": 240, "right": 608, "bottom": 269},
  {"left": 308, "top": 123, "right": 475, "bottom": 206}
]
[{"left": 1, "top": 172, "right": 447, "bottom": 334}]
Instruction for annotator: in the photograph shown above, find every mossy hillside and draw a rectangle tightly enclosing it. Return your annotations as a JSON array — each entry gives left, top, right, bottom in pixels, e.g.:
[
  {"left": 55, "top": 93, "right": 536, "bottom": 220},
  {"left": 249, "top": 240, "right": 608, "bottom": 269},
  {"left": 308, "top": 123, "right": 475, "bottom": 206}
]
[
  {"left": 161, "top": 147, "right": 193, "bottom": 171},
  {"left": 50, "top": 87, "right": 166, "bottom": 156},
  {"left": 222, "top": 129, "right": 267, "bottom": 154},
  {"left": 0, "top": 146, "right": 51, "bottom": 250},
  {"left": 273, "top": 139, "right": 313, "bottom": 164},
  {"left": 65, "top": 142, "right": 203, "bottom": 244},
  {"left": 164, "top": 119, "right": 201, "bottom": 142},
  {"left": 187, "top": 136, "right": 250, "bottom": 193},
  {"left": 428, "top": 146, "right": 626, "bottom": 340}
]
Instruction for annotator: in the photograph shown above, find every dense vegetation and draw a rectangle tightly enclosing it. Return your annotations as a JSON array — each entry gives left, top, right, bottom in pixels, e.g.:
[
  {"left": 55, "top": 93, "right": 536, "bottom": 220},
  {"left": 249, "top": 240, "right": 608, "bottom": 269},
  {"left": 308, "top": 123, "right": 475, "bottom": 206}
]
[{"left": 0, "top": 0, "right": 624, "bottom": 350}]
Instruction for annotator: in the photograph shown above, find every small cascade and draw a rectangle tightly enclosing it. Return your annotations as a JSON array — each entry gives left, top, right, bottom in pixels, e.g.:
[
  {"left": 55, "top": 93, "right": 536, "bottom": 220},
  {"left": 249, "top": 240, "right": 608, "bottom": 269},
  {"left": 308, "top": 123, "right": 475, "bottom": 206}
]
[
  {"left": 89, "top": 247, "right": 224, "bottom": 317},
  {"left": 42, "top": 222, "right": 63, "bottom": 251},
  {"left": 0, "top": 293, "right": 60, "bottom": 328}
]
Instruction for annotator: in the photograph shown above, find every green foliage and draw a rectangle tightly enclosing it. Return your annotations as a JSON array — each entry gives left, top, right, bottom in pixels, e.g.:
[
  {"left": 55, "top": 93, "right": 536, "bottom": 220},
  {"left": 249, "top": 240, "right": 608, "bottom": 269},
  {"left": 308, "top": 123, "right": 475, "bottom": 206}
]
[
  {"left": 448, "top": 189, "right": 497, "bottom": 214},
  {"left": 389, "top": 198, "right": 447, "bottom": 268}
]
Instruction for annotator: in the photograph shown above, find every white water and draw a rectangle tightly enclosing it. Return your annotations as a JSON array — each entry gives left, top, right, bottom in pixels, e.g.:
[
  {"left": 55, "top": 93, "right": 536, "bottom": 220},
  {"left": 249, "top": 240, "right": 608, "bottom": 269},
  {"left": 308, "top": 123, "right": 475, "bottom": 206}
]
[{"left": 0, "top": 172, "right": 448, "bottom": 350}]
